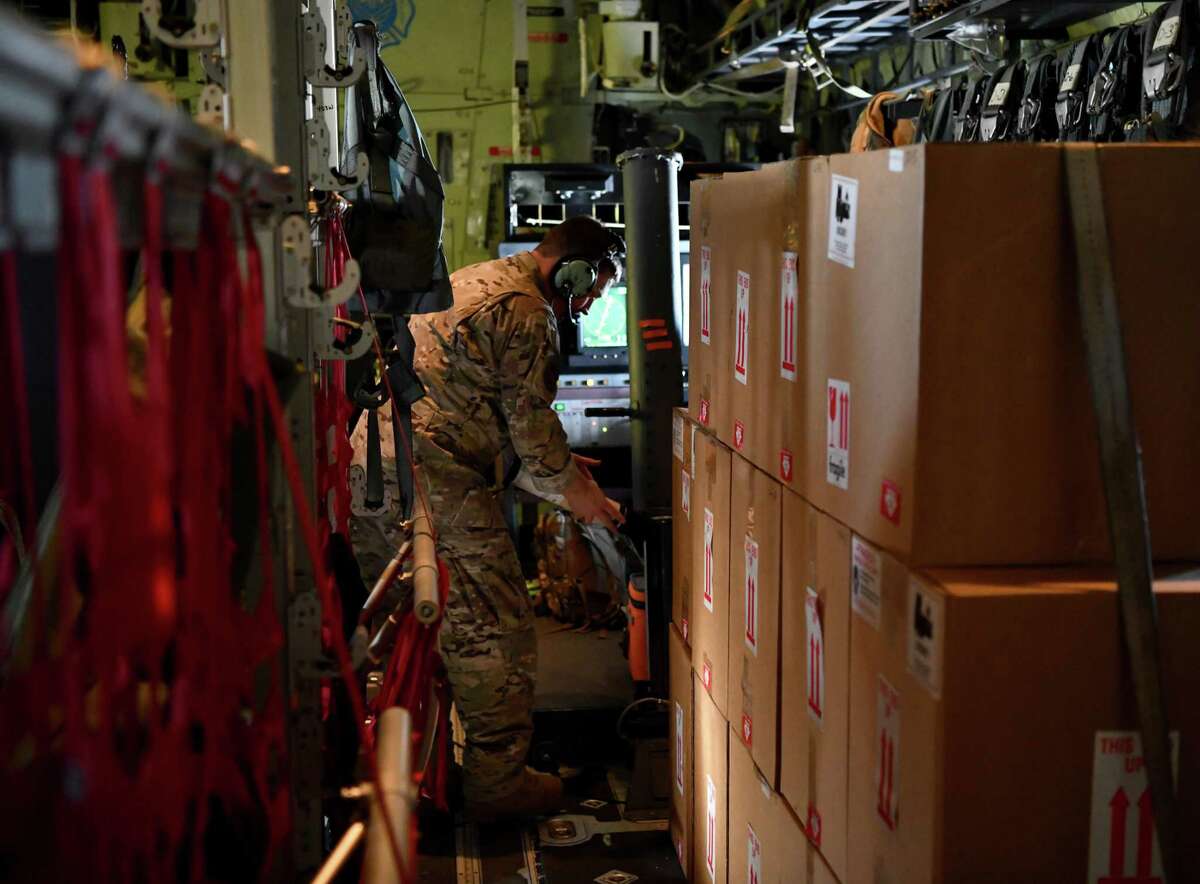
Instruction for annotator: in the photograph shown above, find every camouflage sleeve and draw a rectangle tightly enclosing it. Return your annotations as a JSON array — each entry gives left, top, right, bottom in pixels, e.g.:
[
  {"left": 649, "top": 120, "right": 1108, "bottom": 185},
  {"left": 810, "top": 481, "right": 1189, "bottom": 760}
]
[{"left": 496, "top": 299, "right": 581, "bottom": 495}]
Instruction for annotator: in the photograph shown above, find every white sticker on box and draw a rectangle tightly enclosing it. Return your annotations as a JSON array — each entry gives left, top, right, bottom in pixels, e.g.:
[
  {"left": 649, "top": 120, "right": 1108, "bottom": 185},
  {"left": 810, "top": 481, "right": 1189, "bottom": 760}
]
[
  {"left": 1154, "top": 15, "right": 1180, "bottom": 51},
  {"left": 734, "top": 270, "right": 750, "bottom": 385},
  {"left": 700, "top": 245, "right": 712, "bottom": 345},
  {"left": 705, "top": 775, "right": 718, "bottom": 882},
  {"left": 747, "top": 823, "right": 762, "bottom": 884},
  {"left": 826, "top": 378, "right": 850, "bottom": 490},
  {"left": 828, "top": 174, "right": 859, "bottom": 268},
  {"left": 906, "top": 579, "right": 944, "bottom": 699},
  {"left": 1088, "top": 731, "right": 1180, "bottom": 884},
  {"left": 675, "top": 701, "right": 686, "bottom": 797},
  {"left": 743, "top": 535, "right": 759, "bottom": 656},
  {"left": 779, "top": 252, "right": 798, "bottom": 381},
  {"left": 875, "top": 676, "right": 900, "bottom": 831},
  {"left": 682, "top": 469, "right": 692, "bottom": 521},
  {"left": 805, "top": 586, "right": 825, "bottom": 725},
  {"left": 888, "top": 149, "right": 905, "bottom": 172},
  {"left": 703, "top": 508, "right": 715, "bottom": 613},
  {"left": 673, "top": 411, "right": 685, "bottom": 462},
  {"left": 851, "top": 536, "right": 882, "bottom": 630}
]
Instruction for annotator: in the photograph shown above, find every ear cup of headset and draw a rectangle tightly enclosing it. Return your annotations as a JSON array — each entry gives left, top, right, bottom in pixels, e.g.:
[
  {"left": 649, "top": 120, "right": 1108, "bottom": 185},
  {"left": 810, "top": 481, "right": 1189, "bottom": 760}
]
[{"left": 552, "top": 257, "right": 599, "bottom": 298}]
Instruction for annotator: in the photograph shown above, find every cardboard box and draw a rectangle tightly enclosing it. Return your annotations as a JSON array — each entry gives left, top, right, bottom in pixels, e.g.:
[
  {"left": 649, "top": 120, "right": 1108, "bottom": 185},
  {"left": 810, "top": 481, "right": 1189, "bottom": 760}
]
[
  {"left": 694, "top": 673, "right": 729, "bottom": 884},
  {"left": 728, "top": 453, "right": 783, "bottom": 787},
  {"left": 846, "top": 537, "right": 1200, "bottom": 882},
  {"left": 805, "top": 143, "right": 1200, "bottom": 566},
  {"left": 669, "top": 623, "right": 694, "bottom": 878},
  {"left": 691, "top": 428, "right": 732, "bottom": 718},
  {"left": 728, "top": 726, "right": 785, "bottom": 884},
  {"left": 673, "top": 408, "right": 696, "bottom": 644},
  {"left": 778, "top": 494, "right": 851, "bottom": 881},
  {"left": 778, "top": 800, "right": 840, "bottom": 884},
  {"left": 688, "top": 175, "right": 728, "bottom": 438}
]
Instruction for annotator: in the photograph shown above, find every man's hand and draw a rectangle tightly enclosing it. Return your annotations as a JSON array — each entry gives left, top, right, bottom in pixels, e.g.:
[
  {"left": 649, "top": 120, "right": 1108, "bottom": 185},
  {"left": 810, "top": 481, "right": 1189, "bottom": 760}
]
[
  {"left": 572, "top": 453, "right": 602, "bottom": 482},
  {"left": 563, "top": 470, "right": 625, "bottom": 533}
]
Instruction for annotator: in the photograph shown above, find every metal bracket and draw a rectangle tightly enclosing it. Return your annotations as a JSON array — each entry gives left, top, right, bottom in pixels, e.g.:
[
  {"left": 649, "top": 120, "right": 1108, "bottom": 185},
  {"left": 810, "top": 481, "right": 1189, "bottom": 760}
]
[
  {"left": 287, "top": 591, "right": 324, "bottom": 678},
  {"left": 305, "top": 117, "right": 368, "bottom": 192},
  {"left": 316, "top": 315, "right": 377, "bottom": 361},
  {"left": 141, "top": 0, "right": 223, "bottom": 48},
  {"left": 195, "top": 83, "right": 226, "bottom": 128},
  {"left": 302, "top": 2, "right": 365, "bottom": 88},
  {"left": 538, "top": 815, "right": 667, "bottom": 849},
  {"left": 279, "top": 214, "right": 362, "bottom": 308}
]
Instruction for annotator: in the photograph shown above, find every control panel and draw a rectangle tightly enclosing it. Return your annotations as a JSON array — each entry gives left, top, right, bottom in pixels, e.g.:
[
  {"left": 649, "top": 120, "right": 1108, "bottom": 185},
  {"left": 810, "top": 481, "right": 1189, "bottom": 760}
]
[{"left": 555, "top": 373, "right": 632, "bottom": 448}]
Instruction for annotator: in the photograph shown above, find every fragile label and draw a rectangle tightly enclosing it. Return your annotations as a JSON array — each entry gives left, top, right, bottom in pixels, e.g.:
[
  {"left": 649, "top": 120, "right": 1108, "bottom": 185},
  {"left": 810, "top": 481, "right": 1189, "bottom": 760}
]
[
  {"left": 880, "top": 479, "right": 902, "bottom": 525},
  {"left": 673, "top": 411, "right": 685, "bottom": 462},
  {"left": 1088, "top": 731, "right": 1180, "bottom": 884},
  {"left": 681, "top": 469, "right": 691, "bottom": 520},
  {"left": 733, "top": 419, "right": 746, "bottom": 451},
  {"left": 779, "top": 251, "right": 798, "bottom": 381},
  {"left": 828, "top": 175, "right": 859, "bottom": 268},
  {"left": 744, "top": 535, "right": 759, "bottom": 656},
  {"left": 747, "top": 823, "right": 762, "bottom": 884},
  {"left": 826, "top": 379, "right": 850, "bottom": 490},
  {"left": 703, "top": 508, "right": 715, "bottom": 613},
  {"left": 741, "top": 712, "right": 753, "bottom": 748},
  {"left": 806, "top": 587, "right": 825, "bottom": 724},
  {"left": 734, "top": 270, "right": 750, "bottom": 385},
  {"left": 907, "top": 579, "right": 944, "bottom": 699},
  {"left": 705, "top": 775, "right": 718, "bottom": 881},
  {"left": 888, "top": 149, "right": 905, "bottom": 172},
  {"left": 700, "top": 246, "right": 712, "bottom": 345},
  {"left": 701, "top": 658, "right": 713, "bottom": 693},
  {"left": 698, "top": 398, "right": 710, "bottom": 427},
  {"left": 779, "top": 448, "right": 794, "bottom": 484},
  {"left": 851, "top": 537, "right": 882, "bottom": 630},
  {"left": 675, "top": 701, "right": 686, "bottom": 797},
  {"left": 875, "top": 676, "right": 900, "bottom": 831},
  {"left": 806, "top": 804, "right": 823, "bottom": 847}
]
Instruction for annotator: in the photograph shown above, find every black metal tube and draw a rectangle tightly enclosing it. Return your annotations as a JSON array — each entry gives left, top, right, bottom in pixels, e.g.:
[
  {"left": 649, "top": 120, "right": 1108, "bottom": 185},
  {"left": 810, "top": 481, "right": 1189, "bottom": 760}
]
[{"left": 616, "top": 148, "right": 684, "bottom": 515}]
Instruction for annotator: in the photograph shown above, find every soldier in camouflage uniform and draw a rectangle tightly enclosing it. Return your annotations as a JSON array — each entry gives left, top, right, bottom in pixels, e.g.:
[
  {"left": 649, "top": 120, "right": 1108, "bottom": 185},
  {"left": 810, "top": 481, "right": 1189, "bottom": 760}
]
[{"left": 410, "top": 217, "right": 625, "bottom": 819}]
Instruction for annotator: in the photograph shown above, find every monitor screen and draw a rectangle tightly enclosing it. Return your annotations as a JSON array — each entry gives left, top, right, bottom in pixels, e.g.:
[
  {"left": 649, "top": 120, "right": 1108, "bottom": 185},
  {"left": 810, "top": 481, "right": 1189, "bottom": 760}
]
[{"left": 579, "top": 283, "right": 628, "bottom": 349}]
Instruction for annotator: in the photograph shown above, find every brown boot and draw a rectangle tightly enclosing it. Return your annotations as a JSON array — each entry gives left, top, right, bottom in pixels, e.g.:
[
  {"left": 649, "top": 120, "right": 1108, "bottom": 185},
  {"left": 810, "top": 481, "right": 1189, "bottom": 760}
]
[{"left": 465, "top": 767, "right": 565, "bottom": 823}]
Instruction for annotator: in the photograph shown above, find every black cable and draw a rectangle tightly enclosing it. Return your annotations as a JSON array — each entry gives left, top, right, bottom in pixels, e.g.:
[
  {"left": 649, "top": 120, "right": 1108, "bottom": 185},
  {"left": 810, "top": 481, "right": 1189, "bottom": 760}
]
[{"left": 410, "top": 98, "right": 518, "bottom": 113}]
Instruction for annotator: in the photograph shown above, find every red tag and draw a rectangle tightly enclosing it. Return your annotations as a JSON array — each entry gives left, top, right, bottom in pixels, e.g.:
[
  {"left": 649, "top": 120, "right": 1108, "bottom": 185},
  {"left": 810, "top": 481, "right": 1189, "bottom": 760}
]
[
  {"left": 880, "top": 479, "right": 902, "bottom": 525},
  {"left": 529, "top": 31, "right": 569, "bottom": 43},
  {"left": 806, "top": 804, "right": 823, "bottom": 847},
  {"left": 701, "top": 660, "right": 713, "bottom": 693},
  {"left": 741, "top": 713, "right": 753, "bottom": 747},
  {"left": 733, "top": 419, "right": 746, "bottom": 451},
  {"left": 779, "top": 448, "right": 794, "bottom": 483},
  {"left": 699, "top": 399, "right": 710, "bottom": 426},
  {"left": 681, "top": 617, "right": 689, "bottom": 642}
]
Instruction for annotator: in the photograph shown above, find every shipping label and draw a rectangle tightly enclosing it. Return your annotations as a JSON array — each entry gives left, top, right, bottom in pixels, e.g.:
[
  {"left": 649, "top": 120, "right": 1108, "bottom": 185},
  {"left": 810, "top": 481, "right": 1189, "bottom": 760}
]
[
  {"left": 747, "top": 823, "right": 762, "bottom": 884},
  {"left": 806, "top": 587, "right": 825, "bottom": 725},
  {"left": 875, "top": 676, "right": 900, "bottom": 831},
  {"left": 673, "top": 410, "right": 685, "bottom": 462},
  {"left": 700, "top": 245, "right": 712, "bottom": 345},
  {"left": 675, "top": 701, "right": 686, "bottom": 797},
  {"left": 681, "top": 468, "right": 691, "bottom": 521},
  {"left": 703, "top": 508, "right": 715, "bottom": 613},
  {"left": 744, "top": 535, "right": 759, "bottom": 656},
  {"left": 851, "top": 536, "right": 882, "bottom": 630},
  {"left": 828, "top": 175, "right": 859, "bottom": 268},
  {"left": 826, "top": 378, "right": 850, "bottom": 490},
  {"left": 907, "top": 579, "right": 944, "bottom": 698},
  {"left": 779, "top": 251, "right": 798, "bottom": 381},
  {"left": 1088, "top": 731, "right": 1180, "bottom": 884},
  {"left": 705, "top": 775, "right": 718, "bottom": 881},
  {"left": 734, "top": 270, "right": 750, "bottom": 385}
]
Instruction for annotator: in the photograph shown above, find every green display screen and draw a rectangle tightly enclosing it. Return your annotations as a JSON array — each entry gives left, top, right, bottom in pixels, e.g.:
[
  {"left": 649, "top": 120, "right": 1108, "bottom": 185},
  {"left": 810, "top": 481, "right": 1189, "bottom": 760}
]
[{"left": 578, "top": 284, "right": 628, "bottom": 349}]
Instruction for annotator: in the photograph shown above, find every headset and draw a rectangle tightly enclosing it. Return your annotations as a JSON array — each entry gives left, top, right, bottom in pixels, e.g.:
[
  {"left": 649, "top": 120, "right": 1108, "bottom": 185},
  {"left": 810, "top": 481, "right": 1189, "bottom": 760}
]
[{"left": 550, "top": 233, "right": 626, "bottom": 324}]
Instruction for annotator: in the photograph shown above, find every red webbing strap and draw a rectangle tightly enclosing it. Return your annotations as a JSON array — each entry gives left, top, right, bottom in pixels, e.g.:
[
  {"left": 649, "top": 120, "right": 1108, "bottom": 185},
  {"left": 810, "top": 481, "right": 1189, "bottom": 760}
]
[{"left": 0, "top": 249, "right": 35, "bottom": 581}]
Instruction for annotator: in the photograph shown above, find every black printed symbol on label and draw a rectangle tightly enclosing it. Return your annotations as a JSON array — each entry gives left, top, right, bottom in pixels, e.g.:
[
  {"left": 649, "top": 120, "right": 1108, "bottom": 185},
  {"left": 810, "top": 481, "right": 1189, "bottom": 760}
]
[
  {"left": 835, "top": 185, "right": 852, "bottom": 224},
  {"left": 913, "top": 593, "right": 934, "bottom": 641}
]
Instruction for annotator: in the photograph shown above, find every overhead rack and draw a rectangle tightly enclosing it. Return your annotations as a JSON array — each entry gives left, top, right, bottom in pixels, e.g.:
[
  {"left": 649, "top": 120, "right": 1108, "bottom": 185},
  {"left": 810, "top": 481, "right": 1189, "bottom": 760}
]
[
  {"left": 697, "top": 0, "right": 911, "bottom": 82},
  {"left": 909, "top": 0, "right": 1141, "bottom": 40}
]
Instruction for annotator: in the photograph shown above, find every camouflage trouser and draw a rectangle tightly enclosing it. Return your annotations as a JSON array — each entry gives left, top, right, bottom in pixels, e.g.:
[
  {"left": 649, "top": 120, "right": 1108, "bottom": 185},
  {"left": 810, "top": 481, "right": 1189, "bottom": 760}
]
[{"left": 416, "top": 438, "right": 536, "bottom": 805}]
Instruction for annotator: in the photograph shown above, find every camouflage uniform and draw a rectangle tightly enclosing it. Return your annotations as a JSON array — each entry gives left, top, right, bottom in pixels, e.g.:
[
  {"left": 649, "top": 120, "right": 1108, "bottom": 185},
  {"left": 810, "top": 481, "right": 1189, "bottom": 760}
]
[{"left": 411, "top": 251, "right": 580, "bottom": 804}]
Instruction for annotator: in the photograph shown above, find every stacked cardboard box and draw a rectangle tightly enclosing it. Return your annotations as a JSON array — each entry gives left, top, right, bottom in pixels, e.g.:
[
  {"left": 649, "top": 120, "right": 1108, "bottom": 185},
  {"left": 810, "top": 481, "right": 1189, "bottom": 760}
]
[{"left": 668, "top": 143, "right": 1200, "bottom": 883}]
